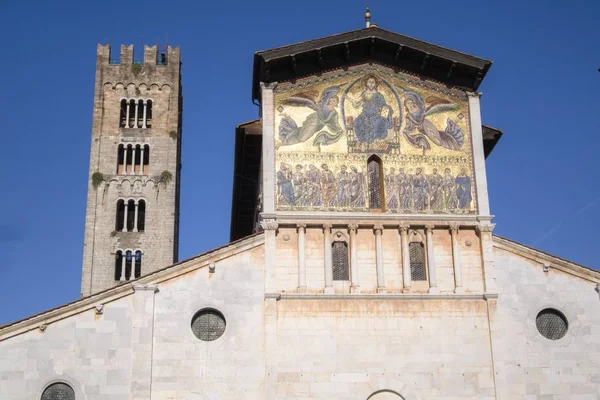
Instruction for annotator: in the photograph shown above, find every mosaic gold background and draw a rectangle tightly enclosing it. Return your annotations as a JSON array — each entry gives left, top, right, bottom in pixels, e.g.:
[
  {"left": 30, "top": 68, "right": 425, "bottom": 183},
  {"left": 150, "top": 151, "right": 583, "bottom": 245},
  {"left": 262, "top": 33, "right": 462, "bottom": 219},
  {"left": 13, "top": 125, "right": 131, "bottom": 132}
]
[{"left": 273, "top": 65, "right": 477, "bottom": 214}]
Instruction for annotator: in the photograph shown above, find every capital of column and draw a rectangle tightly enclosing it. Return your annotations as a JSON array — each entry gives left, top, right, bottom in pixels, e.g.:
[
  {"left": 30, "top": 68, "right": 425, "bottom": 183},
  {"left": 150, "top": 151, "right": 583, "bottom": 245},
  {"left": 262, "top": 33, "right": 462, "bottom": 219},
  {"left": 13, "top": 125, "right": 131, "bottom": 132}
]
[
  {"left": 398, "top": 222, "right": 410, "bottom": 232},
  {"left": 448, "top": 222, "right": 460, "bottom": 233},
  {"left": 476, "top": 223, "right": 496, "bottom": 233},
  {"left": 296, "top": 224, "right": 307, "bottom": 232},
  {"left": 260, "top": 219, "right": 279, "bottom": 231},
  {"left": 260, "top": 81, "right": 278, "bottom": 90},
  {"left": 323, "top": 223, "right": 333, "bottom": 233},
  {"left": 373, "top": 224, "right": 384, "bottom": 235},
  {"left": 467, "top": 91, "right": 482, "bottom": 98},
  {"left": 348, "top": 223, "right": 359, "bottom": 233},
  {"left": 425, "top": 224, "right": 435, "bottom": 232}
]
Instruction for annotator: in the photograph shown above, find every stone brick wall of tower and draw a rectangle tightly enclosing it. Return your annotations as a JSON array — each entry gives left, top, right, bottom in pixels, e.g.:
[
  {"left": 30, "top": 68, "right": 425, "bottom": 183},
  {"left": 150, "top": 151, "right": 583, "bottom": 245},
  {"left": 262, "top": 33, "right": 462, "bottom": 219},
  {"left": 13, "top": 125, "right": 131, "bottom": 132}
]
[{"left": 80, "top": 44, "right": 182, "bottom": 297}]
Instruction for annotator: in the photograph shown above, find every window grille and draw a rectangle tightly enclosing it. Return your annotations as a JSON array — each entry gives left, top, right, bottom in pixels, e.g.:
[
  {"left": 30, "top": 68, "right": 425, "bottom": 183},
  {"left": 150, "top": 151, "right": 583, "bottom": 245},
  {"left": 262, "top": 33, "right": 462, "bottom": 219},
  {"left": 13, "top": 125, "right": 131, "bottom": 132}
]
[
  {"left": 368, "top": 159, "right": 382, "bottom": 209},
  {"left": 536, "top": 309, "right": 568, "bottom": 340},
  {"left": 332, "top": 241, "right": 349, "bottom": 281},
  {"left": 409, "top": 242, "right": 427, "bottom": 281},
  {"left": 191, "top": 309, "right": 226, "bottom": 341},
  {"left": 41, "top": 382, "right": 75, "bottom": 400}
]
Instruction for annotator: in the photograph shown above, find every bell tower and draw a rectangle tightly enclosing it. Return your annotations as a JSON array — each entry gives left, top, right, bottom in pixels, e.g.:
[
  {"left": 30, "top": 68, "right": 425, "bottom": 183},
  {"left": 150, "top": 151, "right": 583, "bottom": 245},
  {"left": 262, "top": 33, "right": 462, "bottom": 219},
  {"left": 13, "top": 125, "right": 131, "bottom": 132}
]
[{"left": 80, "top": 44, "right": 182, "bottom": 296}]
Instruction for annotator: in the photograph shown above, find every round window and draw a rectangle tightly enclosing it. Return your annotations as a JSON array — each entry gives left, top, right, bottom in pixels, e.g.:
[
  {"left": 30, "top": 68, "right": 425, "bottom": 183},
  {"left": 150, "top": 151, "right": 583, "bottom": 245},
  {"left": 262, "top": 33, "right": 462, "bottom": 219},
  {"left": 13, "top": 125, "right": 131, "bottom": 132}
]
[
  {"left": 41, "top": 382, "right": 75, "bottom": 400},
  {"left": 536, "top": 308, "right": 568, "bottom": 340},
  {"left": 191, "top": 309, "right": 226, "bottom": 341}
]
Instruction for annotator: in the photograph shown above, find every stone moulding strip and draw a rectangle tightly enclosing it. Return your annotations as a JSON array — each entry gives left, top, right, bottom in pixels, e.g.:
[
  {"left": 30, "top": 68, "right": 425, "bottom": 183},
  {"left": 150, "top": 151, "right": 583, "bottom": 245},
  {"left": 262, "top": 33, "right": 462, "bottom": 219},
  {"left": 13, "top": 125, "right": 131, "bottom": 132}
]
[{"left": 266, "top": 293, "right": 498, "bottom": 301}]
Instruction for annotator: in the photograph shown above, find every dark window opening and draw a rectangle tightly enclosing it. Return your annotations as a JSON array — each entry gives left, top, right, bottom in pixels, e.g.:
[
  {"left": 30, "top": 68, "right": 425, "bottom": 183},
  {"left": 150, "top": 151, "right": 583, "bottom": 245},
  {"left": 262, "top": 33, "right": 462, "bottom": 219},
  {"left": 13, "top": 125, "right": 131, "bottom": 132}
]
[
  {"left": 126, "top": 200, "right": 135, "bottom": 231},
  {"left": 125, "top": 251, "right": 133, "bottom": 280},
  {"left": 119, "top": 99, "right": 127, "bottom": 128},
  {"left": 128, "top": 99, "right": 136, "bottom": 128},
  {"left": 409, "top": 242, "right": 427, "bottom": 281},
  {"left": 146, "top": 100, "right": 153, "bottom": 128},
  {"left": 136, "top": 100, "right": 144, "bottom": 128},
  {"left": 367, "top": 156, "right": 383, "bottom": 210},
  {"left": 134, "top": 251, "right": 142, "bottom": 278},
  {"left": 114, "top": 250, "right": 123, "bottom": 280},
  {"left": 332, "top": 241, "right": 349, "bottom": 281},
  {"left": 115, "top": 200, "right": 125, "bottom": 231},
  {"left": 143, "top": 144, "right": 150, "bottom": 174},
  {"left": 137, "top": 200, "right": 146, "bottom": 232}
]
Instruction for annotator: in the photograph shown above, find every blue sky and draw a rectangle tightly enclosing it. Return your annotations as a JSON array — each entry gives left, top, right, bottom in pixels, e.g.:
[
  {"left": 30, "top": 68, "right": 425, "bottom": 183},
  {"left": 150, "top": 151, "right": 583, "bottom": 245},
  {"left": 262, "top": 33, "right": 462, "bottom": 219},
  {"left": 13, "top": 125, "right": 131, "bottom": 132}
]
[{"left": 0, "top": 0, "right": 598, "bottom": 324}]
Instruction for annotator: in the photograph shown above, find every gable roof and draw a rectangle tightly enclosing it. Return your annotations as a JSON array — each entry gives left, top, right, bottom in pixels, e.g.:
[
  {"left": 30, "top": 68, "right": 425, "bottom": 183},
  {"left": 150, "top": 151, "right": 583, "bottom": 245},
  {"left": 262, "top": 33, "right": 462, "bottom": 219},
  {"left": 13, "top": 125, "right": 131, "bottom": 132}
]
[
  {"left": 0, "top": 233, "right": 264, "bottom": 341},
  {"left": 252, "top": 26, "right": 492, "bottom": 102}
]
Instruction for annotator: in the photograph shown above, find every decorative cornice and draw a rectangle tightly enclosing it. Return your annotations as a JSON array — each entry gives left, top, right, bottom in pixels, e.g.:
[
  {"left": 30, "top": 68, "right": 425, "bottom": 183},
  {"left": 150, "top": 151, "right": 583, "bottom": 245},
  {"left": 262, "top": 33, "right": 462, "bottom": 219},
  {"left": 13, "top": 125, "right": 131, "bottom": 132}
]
[{"left": 266, "top": 293, "right": 495, "bottom": 301}]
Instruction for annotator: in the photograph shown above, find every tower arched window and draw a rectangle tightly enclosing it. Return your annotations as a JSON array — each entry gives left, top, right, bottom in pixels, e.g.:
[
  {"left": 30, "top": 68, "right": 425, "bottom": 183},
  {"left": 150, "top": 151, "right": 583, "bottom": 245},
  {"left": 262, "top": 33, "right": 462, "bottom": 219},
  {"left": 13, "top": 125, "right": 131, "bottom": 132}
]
[
  {"left": 117, "top": 144, "right": 150, "bottom": 175},
  {"left": 119, "top": 98, "right": 153, "bottom": 129},
  {"left": 116, "top": 199, "right": 147, "bottom": 232},
  {"left": 126, "top": 200, "right": 135, "bottom": 231},
  {"left": 137, "top": 200, "right": 146, "bottom": 232},
  {"left": 367, "top": 155, "right": 384, "bottom": 211},
  {"left": 115, "top": 249, "right": 142, "bottom": 281},
  {"left": 115, "top": 199, "right": 125, "bottom": 231}
]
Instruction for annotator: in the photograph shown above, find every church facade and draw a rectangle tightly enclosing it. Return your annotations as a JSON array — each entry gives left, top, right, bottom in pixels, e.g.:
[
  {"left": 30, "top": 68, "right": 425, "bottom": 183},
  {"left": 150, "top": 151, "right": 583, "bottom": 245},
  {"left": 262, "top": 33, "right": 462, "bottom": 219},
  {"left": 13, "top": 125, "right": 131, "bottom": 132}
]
[{"left": 1, "top": 20, "right": 600, "bottom": 400}]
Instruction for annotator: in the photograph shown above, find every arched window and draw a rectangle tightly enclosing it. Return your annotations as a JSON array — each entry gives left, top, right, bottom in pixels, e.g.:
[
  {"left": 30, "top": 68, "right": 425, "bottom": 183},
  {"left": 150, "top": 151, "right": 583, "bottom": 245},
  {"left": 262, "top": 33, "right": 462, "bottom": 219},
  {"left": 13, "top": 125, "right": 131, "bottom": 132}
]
[
  {"left": 332, "top": 241, "right": 349, "bottom": 281},
  {"left": 116, "top": 144, "right": 125, "bottom": 174},
  {"left": 41, "top": 382, "right": 75, "bottom": 400},
  {"left": 134, "top": 250, "right": 142, "bottom": 278},
  {"left": 115, "top": 200, "right": 125, "bottom": 231},
  {"left": 128, "top": 99, "right": 137, "bottom": 128},
  {"left": 136, "top": 100, "right": 144, "bottom": 128},
  {"left": 114, "top": 250, "right": 123, "bottom": 280},
  {"left": 367, "top": 156, "right": 384, "bottom": 211},
  {"left": 142, "top": 144, "right": 150, "bottom": 174},
  {"left": 119, "top": 99, "right": 127, "bottom": 128},
  {"left": 137, "top": 200, "right": 146, "bottom": 232},
  {"left": 125, "top": 250, "right": 133, "bottom": 280},
  {"left": 367, "top": 390, "right": 404, "bottom": 400},
  {"left": 409, "top": 241, "right": 427, "bottom": 281},
  {"left": 126, "top": 200, "right": 135, "bottom": 231},
  {"left": 146, "top": 100, "right": 153, "bottom": 128}
]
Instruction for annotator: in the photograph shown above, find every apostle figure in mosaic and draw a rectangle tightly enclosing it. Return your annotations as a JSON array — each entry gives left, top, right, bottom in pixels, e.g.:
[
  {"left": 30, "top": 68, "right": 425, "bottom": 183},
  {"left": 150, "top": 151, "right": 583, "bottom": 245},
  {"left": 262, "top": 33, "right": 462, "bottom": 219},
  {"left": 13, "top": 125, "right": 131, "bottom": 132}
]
[
  {"left": 305, "top": 164, "right": 322, "bottom": 206},
  {"left": 402, "top": 90, "right": 464, "bottom": 153},
  {"left": 455, "top": 168, "right": 472, "bottom": 210},
  {"left": 428, "top": 168, "right": 443, "bottom": 211},
  {"left": 351, "top": 75, "right": 393, "bottom": 143},
  {"left": 412, "top": 167, "right": 429, "bottom": 211},
  {"left": 398, "top": 168, "right": 413, "bottom": 211},
  {"left": 320, "top": 164, "right": 337, "bottom": 206},
  {"left": 292, "top": 165, "right": 307, "bottom": 206},
  {"left": 441, "top": 168, "right": 458, "bottom": 212},
  {"left": 335, "top": 165, "right": 352, "bottom": 207},
  {"left": 349, "top": 165, "right": 365, "bottom": 207},
  {"left": 277, "top": 163, "right": 295, "bottom": 206},
  {"left": 385, "top": 167, "right": 399, "bottom": 211},
  {"left": 278, "top": 86, "right": 344, "bottom": 146}
]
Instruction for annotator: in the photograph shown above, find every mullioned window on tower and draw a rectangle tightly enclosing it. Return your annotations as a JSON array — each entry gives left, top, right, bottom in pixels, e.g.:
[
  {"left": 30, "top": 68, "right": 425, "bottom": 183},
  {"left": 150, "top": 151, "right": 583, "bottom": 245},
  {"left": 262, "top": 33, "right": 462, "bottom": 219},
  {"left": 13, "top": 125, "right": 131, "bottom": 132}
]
[
  {"left": 117, "top": 144, "right": 150, "bottom": 175},
  {"left": 119, "top": 99, "right": 152, "bottom": 128},
  {"left": 115, "top": 199, "right": 146, "bottom": 232},
  {"left": 114, "top": 250, "right": 142, "bottom": 281}
]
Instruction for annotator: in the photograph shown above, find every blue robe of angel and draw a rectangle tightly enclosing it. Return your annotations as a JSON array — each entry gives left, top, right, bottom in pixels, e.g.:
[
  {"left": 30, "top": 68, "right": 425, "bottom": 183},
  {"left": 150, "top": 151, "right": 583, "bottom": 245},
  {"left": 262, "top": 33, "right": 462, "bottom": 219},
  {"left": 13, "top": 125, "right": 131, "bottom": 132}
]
[
  {"left": 277, "top": 170, "right": 295, "bottom": 205},
  {"left": 354, "top": 91, "right": 393, "bottom": 143},
  {"left": 455, "top": 175, "right": 472, "bottom": 209}
]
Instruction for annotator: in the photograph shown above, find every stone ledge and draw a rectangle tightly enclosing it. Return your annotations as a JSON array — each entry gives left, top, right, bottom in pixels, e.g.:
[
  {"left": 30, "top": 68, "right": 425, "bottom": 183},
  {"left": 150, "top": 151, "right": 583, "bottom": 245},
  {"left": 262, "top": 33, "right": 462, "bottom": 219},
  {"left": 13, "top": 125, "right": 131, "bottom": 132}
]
[{"left": 266, "top": 293, "right": 497, "bottom": 301}]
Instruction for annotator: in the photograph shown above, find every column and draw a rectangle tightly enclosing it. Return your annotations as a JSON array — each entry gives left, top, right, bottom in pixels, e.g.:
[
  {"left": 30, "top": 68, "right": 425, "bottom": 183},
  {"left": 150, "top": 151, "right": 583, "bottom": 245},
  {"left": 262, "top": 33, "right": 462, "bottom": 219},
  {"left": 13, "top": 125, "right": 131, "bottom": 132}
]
[
  {"left": 399, "top": 223, "right": 411, "bottom": 292},
  {"left": 477, "top": 223, "right": 497, "bottom": 294},
  {"left": 348, "top": 224, "right": 360, "bottom": 293},
  {"left": 260, "top": 219, "right": 278, "bottom": 293},
  {"left": 133, "top": 201, "right": 139, "bottom": 232},
  {"left": 297, "top": 224, "right": 307, "bottom": 292},
  {"left": 140, "top": 145, "right": 145, "bottom": 175},
  {"left": 374, "top": 224, "right": 386, "bottom": 293},
  {"left": 323, "top": 224, "right": 334, "bottom": 294},
  {"left": 125, "top": 101, "right": 130, "bottom": 128},
  {"left": 450, "top": 223, "right": 464, "bottom": 293},
  {"left": 120, "top": 253, "right": 126, "bottom": 281},
  {"left": 123, "top": 201, "right": 129, "bottom": 232},
  {"left": 142, "top": 100, "right": 147, "bottom": 129},
  {"left": 130, "top": 145, "right": 136, "bottom": 175},
  {"left": 134, "top": 100, "right": 139, "bottom": 128},
  {"left": 425, "top": 224, "right": 438, "bottom": 293},
  {"left": 122, "top": 145, "right": 128, "bottom": 175}
]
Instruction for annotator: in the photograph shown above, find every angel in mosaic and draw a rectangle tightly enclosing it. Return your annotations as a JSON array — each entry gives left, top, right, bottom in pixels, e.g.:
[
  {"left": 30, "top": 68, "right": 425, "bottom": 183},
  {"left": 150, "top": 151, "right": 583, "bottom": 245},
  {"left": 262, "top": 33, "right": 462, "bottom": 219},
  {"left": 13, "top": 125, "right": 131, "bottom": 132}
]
[
  {"left": 402, "top": 91, "right": 464, "bottom": 153},
  {"left": 349, "top": 165, "right": 365, "bottom": 207},
  {"left": 278, "top": 86, "right": 344, "bottom": 146}
]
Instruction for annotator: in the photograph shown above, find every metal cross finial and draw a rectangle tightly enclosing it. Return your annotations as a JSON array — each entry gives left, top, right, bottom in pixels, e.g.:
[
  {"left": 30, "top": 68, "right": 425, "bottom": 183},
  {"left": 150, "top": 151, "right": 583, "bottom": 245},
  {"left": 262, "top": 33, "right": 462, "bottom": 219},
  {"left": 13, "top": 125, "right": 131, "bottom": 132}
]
[{"left": 365, "top": 3, "right": 371, "bottom": 28}]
